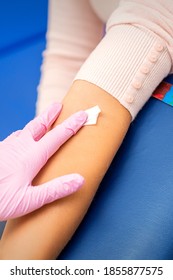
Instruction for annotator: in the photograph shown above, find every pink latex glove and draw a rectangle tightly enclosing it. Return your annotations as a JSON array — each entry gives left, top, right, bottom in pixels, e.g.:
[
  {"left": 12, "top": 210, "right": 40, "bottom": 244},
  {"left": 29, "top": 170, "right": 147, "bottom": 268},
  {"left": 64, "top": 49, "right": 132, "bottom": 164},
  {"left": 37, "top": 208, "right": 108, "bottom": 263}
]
[{"left": 0, "top": 103, "right": 87, "bottom": 221}]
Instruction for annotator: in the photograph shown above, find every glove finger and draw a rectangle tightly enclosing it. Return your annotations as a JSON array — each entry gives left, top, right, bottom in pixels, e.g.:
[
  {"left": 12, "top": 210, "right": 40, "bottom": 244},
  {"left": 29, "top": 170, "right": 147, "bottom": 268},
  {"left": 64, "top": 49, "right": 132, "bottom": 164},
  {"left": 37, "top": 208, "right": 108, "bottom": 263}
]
[
  {"left": 3, "top": 130, "right": 22, "bottom": 143},
  {"left": 38, "top": 110, "right": 87, "bottom": 161},
  {"left": 23, "top": 103, "right": 63, "bottom": 141},
  {"left": 25, "top": 174, "right": 84, "bottom": 213}
]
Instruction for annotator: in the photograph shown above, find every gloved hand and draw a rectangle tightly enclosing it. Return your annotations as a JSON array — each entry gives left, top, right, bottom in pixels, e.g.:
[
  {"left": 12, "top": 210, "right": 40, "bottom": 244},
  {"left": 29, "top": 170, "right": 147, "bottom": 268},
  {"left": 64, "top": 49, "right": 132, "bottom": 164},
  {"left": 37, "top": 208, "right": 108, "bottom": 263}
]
[{"left": 0, "top": 103, "right": 87, "bottom": 221}]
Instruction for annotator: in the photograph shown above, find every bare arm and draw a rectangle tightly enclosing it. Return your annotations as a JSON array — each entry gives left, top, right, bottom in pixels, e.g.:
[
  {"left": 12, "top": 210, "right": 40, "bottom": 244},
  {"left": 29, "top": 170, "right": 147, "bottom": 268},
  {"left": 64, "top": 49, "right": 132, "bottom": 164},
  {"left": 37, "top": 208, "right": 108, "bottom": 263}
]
[{"left": 0, "top": 80, "right": 131, "bottom": 259}]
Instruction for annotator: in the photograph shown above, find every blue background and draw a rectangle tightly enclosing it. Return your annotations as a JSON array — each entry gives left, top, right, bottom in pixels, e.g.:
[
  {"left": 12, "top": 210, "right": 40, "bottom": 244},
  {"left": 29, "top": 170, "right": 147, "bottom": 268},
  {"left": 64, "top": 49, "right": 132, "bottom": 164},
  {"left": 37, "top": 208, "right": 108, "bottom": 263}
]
[{"left": 0, "top": 0, "right": 48, "bottom": 140}]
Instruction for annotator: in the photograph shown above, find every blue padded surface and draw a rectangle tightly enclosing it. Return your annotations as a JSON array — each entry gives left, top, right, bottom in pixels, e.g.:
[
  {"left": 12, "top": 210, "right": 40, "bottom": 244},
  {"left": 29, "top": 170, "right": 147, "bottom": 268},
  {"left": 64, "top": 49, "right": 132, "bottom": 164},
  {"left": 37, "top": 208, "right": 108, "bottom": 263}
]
[
  {"left": 0, "top": 0, "right": 47, "bottom": 140},
  {"left": 0, "top": 0, "right": 47, "bottom": 53},
  {"left": 59, "top": 95, "right": 173, "bottom": 260},
  {"left": 0, "top": 40, "right": 45, "bottom": 140}
]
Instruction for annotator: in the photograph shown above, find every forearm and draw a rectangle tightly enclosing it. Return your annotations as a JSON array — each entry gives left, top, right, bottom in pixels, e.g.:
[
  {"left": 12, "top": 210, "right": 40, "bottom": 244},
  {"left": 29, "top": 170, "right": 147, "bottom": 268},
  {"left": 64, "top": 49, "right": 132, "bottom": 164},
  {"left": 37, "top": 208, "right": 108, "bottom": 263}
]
[{"left": 0, "top": 80, "right": 131, "bottom": 259}]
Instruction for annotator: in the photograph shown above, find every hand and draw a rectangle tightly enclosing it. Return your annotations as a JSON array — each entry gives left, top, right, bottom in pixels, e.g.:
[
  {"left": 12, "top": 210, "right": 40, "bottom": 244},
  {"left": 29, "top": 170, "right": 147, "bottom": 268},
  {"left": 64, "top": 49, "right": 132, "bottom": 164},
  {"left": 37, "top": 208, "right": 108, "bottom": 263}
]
[{"left": 0, "top": 103, "right": 87, "bottom": 221}]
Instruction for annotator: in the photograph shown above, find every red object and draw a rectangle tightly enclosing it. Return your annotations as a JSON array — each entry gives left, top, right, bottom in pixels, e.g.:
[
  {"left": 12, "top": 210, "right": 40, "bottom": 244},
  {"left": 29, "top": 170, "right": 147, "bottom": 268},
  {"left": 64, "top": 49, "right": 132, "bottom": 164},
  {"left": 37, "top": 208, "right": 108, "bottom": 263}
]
[{"left": 152, "top": 81, "right": 172, "bottom": 101}]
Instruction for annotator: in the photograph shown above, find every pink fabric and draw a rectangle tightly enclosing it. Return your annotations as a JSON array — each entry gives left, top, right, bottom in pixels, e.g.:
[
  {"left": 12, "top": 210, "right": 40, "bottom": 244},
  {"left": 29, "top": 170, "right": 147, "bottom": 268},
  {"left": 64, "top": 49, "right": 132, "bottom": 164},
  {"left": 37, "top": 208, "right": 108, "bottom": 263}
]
[
  {"left": 36, "top": 0, "right": 173, "bottom": 120},
  {"left": 107, "top": 0, "right": 173, "bottom": 67},
  {"left": 36, "top": 0, "right": 103, "bottom": 114},
  {"left": 0, "top": 103, "right": 87, "bottom": 220}
]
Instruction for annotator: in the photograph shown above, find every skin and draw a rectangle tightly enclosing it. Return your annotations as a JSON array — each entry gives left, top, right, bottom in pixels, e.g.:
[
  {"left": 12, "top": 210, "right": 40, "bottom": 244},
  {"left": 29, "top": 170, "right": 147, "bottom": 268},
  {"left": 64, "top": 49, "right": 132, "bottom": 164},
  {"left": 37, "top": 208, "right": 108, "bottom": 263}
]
[{"left": 0, "top": 80, "right": 131, "bottom": 259}]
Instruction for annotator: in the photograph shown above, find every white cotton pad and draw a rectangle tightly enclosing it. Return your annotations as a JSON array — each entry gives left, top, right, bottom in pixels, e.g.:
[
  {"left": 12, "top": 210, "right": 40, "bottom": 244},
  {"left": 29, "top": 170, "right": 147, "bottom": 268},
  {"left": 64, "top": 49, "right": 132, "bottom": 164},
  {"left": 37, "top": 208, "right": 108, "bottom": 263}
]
[{"left": 84, "top": 105, "right": 101, "bottom": 125}]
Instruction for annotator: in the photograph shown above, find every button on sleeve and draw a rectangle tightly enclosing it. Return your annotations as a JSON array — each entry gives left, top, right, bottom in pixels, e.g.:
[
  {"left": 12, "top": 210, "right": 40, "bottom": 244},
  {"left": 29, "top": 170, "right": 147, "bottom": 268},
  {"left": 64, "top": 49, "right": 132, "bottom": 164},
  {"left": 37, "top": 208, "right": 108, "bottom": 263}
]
[{"left": 74, "top": 24, "right": 171, "bottom": 121}]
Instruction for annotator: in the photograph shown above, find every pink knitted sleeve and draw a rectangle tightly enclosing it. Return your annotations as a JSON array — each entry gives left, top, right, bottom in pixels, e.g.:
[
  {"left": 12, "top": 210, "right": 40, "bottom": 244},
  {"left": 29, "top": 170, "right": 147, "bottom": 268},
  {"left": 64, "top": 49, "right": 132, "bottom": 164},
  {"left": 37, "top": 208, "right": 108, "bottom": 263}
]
[
  {"left": 74, "top": 0, "right": 173, "bottom": 120},
  {"left": 36, "top": 0, "right": 103, "bottom": 115}
]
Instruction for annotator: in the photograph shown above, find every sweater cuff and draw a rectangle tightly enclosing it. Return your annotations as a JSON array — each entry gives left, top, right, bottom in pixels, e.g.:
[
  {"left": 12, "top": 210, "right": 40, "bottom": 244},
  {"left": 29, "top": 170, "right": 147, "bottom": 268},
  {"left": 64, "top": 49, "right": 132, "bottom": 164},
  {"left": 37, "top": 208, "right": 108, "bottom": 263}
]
[{"left": 74, "top": 24, "right": 171, "bottom": 120}]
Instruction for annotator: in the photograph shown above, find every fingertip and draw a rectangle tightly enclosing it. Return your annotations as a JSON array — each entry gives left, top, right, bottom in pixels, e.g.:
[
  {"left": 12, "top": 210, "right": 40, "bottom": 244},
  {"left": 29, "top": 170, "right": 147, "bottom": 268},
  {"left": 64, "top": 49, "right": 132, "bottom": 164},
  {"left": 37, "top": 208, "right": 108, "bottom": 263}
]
[
  {"left": 71, "top": 173, "right": 85, "bottom": 190},
  {"left": 65, "top": 110, "right": 88, "bottom": 135},
  {"left": 62, "top": 173, "right": 85, "bottom": 194},
  {"left": 52, "top": 102, "right": 63, "bottom": 110},
  {"left": 47, "top": 102, "right": 63, "bottom": 116},
  {"left": 75, "top": 110, "right": 88, "bottom": 123}
]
